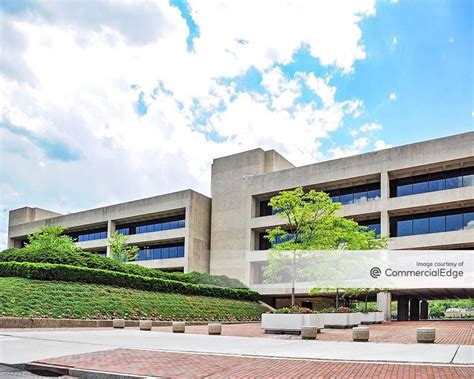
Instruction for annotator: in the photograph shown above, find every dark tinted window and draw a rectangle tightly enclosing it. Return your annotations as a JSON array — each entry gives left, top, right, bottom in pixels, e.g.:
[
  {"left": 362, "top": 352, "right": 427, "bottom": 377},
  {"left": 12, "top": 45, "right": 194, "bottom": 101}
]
[
  {"left": 413, "top": 218, "right": 429, "bottom": 235},
  {"left": 429, "top": 216, "right": 445, "bottom": 233},
  {"left": 390, "top": 166, "right": 473, "bottom": 197},
  {"left": 446, "top": 214, "right": 463, "bottom": 231},
  {"left": 390, "top": 208, "right": 474, "bottom": 237}
]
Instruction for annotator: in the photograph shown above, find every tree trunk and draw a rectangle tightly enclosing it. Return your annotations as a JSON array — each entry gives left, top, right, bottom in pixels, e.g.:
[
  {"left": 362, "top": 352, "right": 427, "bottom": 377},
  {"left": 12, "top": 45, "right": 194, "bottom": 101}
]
[{"left": 291, "top": 250, "right": 296, "bottom": 307}]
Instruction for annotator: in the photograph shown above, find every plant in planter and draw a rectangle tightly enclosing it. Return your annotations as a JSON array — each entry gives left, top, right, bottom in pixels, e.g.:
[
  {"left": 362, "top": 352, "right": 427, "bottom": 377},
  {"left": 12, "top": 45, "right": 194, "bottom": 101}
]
[
  {"left": 262, "top": 306, "right": 323, "bottom": 333},
  {"left": 319, "top": 306, "right": 362, "bottom": 328},
  {"left": 273, "top": 306, "right": 313, "bottom": 314}
]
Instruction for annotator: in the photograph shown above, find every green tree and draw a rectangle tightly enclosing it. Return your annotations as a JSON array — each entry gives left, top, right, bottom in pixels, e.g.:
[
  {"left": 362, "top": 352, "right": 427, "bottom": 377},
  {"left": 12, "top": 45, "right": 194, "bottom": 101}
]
[
  {"left": 263, "top": 187, "right": 387, "bottom": 306},
  {"left": 108, "top": 232, "right": 139, "bottom": 263},
  {"left": 24, "top": 226, "right": 80, "bottom": 255}
]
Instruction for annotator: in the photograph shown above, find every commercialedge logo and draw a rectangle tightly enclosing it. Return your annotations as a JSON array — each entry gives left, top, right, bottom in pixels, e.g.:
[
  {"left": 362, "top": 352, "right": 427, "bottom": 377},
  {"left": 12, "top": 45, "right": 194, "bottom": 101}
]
[{"left": 384, "top": 268, "right": 464, "bottom": 279}]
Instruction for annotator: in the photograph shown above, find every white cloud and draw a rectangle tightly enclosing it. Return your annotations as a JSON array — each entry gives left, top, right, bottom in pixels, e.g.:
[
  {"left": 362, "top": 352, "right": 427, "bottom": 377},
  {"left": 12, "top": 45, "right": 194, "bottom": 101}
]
[
  {"left": 391, "top": 36, "right": 398, "bottom": 49},
  {"left": 360, "top": 122, "right": 383, "bottom": 132},
  {"left": 389, "top": 92, "right": 398, "bottom": 101},
  {"left": 374, "top": 139, "right": 392, "bottom": 150},
  {"left": 0, "top": 0, "right": 379, "bottom": 247},
  {"left": 389, "top": 0, "right": 399, "bottom": 4}
]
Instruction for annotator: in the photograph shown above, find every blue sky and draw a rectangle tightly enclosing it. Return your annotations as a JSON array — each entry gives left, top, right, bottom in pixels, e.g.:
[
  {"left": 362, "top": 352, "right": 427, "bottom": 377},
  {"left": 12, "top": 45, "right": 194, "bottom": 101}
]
[{"left": 0, "top": 0, "right": 472, "bottom": 249}]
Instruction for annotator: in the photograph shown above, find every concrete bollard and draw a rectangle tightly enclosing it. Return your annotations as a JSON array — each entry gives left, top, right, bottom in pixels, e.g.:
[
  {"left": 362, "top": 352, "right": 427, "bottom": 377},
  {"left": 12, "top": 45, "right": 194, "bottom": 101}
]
[
  {"left": 172, "top": 321, "right": 186, "bottom": 333},
  {"left": 352, "top": 326, "right": 369, "bottom": 342},
  {"left": 139, "top": 320, "right": 152, "bottom": 331},
  {"left": 300, "top": 326, "right": 318, "bottom": 340},
  {"left": 112, "top": 319, "right": 125, "bottom": 329},
  {"left": 417, "top": 327, "right": 435, "bottom": 343},
  {"left": 208, "top": 322, "right": 222, "bottom": 335}
]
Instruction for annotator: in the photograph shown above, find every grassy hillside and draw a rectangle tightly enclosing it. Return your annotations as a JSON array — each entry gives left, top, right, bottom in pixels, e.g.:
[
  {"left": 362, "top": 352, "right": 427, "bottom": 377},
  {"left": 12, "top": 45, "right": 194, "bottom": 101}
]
[{"left": 0, "top": 277, "right": 265, "bottom": 321}]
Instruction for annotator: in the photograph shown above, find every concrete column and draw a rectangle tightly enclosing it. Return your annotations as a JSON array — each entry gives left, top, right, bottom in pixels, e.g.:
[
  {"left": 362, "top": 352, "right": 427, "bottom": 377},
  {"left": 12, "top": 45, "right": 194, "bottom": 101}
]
[
  {"left": 380, "top": 171, "right": 390, "bottom": 238},
  {"left": 377, "top": 291, "right": 392, "bottom": 321},
  {"left": 409, "top": 298, "right": 420, "bottom": 321},
  {"left": 106, "top": 220, "right": 116, "bottom": 258},
  {"left": 420, "top": 300, "right": 429, "bottom": 320},
  {"left": 397, "top": 296, "right": 409, "bottom": 321}
]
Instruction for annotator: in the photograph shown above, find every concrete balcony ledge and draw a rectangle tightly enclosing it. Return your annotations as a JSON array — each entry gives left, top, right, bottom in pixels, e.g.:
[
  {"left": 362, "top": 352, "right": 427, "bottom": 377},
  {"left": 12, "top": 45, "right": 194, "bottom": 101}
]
[
  {"left": 387, "top": 186, "right": 474, "bottom": 213},
  {"left": 129, "top": 257, "right": 186, "bottom": 269},
  {"left": 389, "top": 228, "right": 474, "bottom": 249},
  {"left": 76, "top": 238, "right": 107, "bottom": 249},
  {"left": 249, "top": 215, "right": 285, "bottom": 230},
  {"left": 127, "top": 228, "right": 186, "bottom": 244}
]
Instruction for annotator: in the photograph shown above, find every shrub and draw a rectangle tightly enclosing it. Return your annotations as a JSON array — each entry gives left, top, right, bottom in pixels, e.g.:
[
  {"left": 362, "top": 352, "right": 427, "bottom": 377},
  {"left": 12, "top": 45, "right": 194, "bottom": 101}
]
[
  {"left": 320, "top": 306, "right": 353, "bottom": 313},
  {"left": 0, "top": 248, "right": 247, "bottom": 288},
  {"left": 0, "top": 261, "right": 259, "bottom": 302},
  {"left": 273, "top": 306, "right": 314, "bottom": 314},
  {"left": 353, "top": 303, "right": 380, "bottom": 313}
]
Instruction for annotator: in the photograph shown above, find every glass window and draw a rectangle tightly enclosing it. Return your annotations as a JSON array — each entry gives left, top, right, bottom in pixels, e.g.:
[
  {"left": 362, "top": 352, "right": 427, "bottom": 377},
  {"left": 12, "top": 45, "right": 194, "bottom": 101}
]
[
  {"left": 145, "top": 225, "right": 153, "bottom": 233},
  {"left": 429, "top": 179, "right": 445, "bottom": 192},
  {"left": 397, "top": 184, "right": 412, "bottom": 197},
  {"left": 145, "top": 249, "right": 153, "bottom": 260},
  {"left": 138, "top": 250, "right": 146, "bottom": 261},
  {"left": 446, "top": 214, "right": 463, "bottom": 232},
  {"left": 446, "top": 175, "right": 462, "bottom": 189},
  {"left": 330, "top": 195, "right": 340, "bottom": 203},
  {"left": 162, "top": 247, "right": 170, "bottom": 259},
  {"left": 412, "top": 180, "right": 429, "bottom": 195},
  {"left": 137, "top": 226, "right": 145, "bottom": 234},
  {"left": 169, "top": 221, "right": 178, "bottom": 229},
  {"left": 162, "top": 222, "right": 169, "bottom": 231},
  {"left": 397, "top": 220, "right": 412, "bottom": 236},
  {"left": 464, "top": 212, "right": 474, "bottom": 229},
  {"left": 152, "top": 248, "right": 161, "bottom": 260},
  {"left": 178, "top": 220, "right": 185, "bottom": 228},
  {"left": 169, "top": 246, "right": 178, "bottom": 258},
  {"left": 339, "top": 193, "right": 353, "bottom": 204},
  {"left": 413, "top": 218, "right": 429, "bottom": 235},
  {"left": 353, "top": 191, "right": 368, "bottom": 203},
  {"left": 429, "top": 216, "right": 445, "bottom": 233},
  {"left": 368, "top": 189, "right": 381, "bottom": 200},
  {"left": 463, "top": 174, "right": 474, "bottom": 187},
  {"left": 177, "top": 245, "right": 185, "bottom": 257}
]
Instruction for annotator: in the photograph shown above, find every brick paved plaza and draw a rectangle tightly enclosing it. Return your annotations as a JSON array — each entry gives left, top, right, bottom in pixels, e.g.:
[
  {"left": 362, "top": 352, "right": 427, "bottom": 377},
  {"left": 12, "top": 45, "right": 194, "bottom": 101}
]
[
  {"left": 153, "top": 320, "right": 473, "bottom": 345},
  {"left": 38, "top": 348, "right": 474, "bottom": 378}
]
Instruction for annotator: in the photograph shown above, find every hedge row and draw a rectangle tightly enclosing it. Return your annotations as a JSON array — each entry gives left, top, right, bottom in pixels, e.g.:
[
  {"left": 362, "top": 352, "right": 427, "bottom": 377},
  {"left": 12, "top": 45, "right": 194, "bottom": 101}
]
[
  {"left": 0, "top": 262, "right": 259, "bottom": 302},
  {"left": 0, "top": 249, "right": 246, "bottom": 288}
]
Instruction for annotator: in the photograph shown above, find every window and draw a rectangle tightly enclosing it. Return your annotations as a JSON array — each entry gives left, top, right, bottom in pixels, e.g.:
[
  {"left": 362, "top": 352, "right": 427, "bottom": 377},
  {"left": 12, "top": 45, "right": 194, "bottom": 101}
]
[
  {"left": 397, "top": 220, "right": 412, "bottom": 237},
  {"left": 429, "top": 216, "right": 445, "bottom": 233},
  {"left": 391, "top": 208, "right": 474, "bottom": 237},
  {"left": 120, "top": 215, "right": 185, "bottom": 236},
  {"left": 412, "top": 180, "right": 429, "bottom": 195},
  {"left": 413, "top": 218, "right": 429, "bottom": 235},
  {"left": 358, "top": 219, "right": 381, "bottom": 237},
  {"left": 339, "top": 193, "right": 353, "bottom": 204},
  {"left": 390, "top": 166, "right": 473, "bottom": 197},
  {"left": 464, "top": 212, "right": 474, "bottom": 229},
  {"left": 259, "top": 200, "right": 273, "bottom": 217},
  {"left": 136, "top": 242, "right": 185, "bottom": 261},
  {"left": 446, "top": 214, "right": 463, "bottom": 232}
]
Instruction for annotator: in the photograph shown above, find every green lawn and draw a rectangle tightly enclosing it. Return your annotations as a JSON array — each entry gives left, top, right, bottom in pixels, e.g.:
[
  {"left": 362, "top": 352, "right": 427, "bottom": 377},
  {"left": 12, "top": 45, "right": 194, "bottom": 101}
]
[{"left": 0, "top": 277, "right": 265, "bottom": 321}]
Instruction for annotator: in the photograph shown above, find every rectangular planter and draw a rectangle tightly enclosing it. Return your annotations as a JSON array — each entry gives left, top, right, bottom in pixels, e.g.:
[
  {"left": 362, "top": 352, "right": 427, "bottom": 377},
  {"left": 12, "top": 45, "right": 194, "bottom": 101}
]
[
  {"left": 261, "top": 313, "right": 324, "bottom": 333},
  {"left": 322, "top": 312, "right": 362, "bottom": 328},
  {"left": 360, "top": 311, "right": 384, "bottom": 324}
]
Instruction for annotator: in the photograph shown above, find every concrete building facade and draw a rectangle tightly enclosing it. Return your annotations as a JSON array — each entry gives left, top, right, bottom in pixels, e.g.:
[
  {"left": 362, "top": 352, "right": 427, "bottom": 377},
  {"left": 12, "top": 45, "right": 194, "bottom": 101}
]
[
  {"left": 8, "top": 190, "right": 211, "bottom": 273},
  {"left": 7, "top": 132, "right": 474, "bottom": 318}
]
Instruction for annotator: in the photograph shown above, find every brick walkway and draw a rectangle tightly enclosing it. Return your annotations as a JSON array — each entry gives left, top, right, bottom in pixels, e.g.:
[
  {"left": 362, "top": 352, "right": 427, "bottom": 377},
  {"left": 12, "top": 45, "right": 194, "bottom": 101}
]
[
  {"left": 153, "top": 320, "right": 474, "bottom": 345},
  {"left": 38, "top": 348, "right": 474, "bottom": 378}
]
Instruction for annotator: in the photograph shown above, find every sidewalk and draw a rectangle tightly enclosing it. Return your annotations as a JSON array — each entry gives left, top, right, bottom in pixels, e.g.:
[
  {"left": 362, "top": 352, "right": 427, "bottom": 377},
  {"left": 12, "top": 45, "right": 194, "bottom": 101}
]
[{"left": 1, "top": 329, "right": 472, "bottom": 365}]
